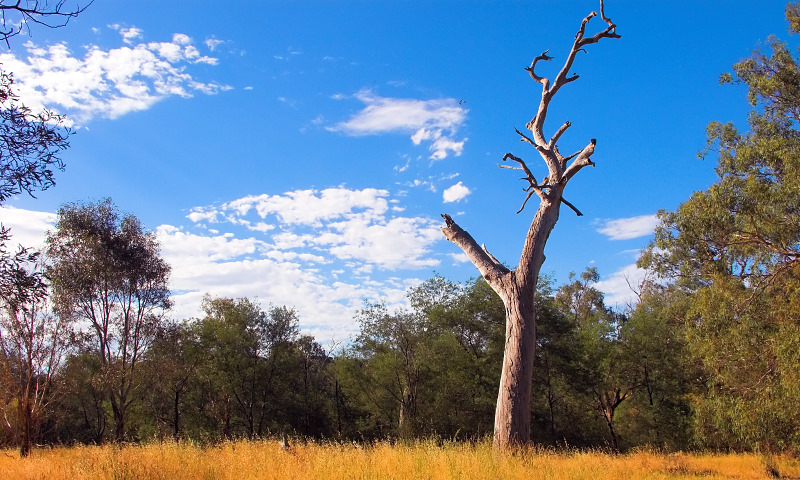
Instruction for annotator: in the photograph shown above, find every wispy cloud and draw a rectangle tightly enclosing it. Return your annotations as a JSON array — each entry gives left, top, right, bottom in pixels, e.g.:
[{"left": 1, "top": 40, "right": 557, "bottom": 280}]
[
  {"left": 329, "top": 89, "right": 467, "bottom": 160},
  {"left": 595, "top": 263, "right": 647, "bottom": 309},
  {"left": 442, "top": 182, "right": 471, "bottom": 203},
  {"left": 596, "top": 214, "right": 659, "bottom": 240},
  {"left": 0, "top": 26, "right": 230, "bottom": 124}
]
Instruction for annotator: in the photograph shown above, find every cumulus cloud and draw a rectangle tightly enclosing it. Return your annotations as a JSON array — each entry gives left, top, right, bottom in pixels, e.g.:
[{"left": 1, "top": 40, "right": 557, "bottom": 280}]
[
  {"left": 170, "top": 186, "right": 447, "bottom": 336},
  {"left": 155, "top": 225, "right": 409, "bottom": 338},
  {"left": 192, "top": 187, "right": 390, "bottom": 227},
  {"left": 596, "top": 214, "right": 659, "bottom": 240},
  {"left": 449, "top": 252, "right": 470, "bottom": 264},
  {"left": 0, "top": 27, "right": 230, "bottom": 124},
  {"left": 188, "top": 187, "right": 442, "bottom": 270},
  {"left": 442, "top": 182, "right": 471, "bottom": 203},
  {"left": 330, "top": 89, "right": 467, "bottom": 160}
]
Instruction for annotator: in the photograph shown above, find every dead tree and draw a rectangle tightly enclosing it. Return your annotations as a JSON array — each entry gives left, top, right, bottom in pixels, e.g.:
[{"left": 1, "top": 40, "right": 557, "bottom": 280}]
[{"left": 441, "top": 1, "right": 620, "bottom": 449}]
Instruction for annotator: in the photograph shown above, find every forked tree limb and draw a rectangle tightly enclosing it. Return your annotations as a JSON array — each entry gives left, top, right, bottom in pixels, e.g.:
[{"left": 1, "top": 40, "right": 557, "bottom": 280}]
[
  {"left": 526, "top": 0, "right": 619, "bottom": 153},
  {"left": 562, "top": 139, "right": 597, "bottom": 184}
]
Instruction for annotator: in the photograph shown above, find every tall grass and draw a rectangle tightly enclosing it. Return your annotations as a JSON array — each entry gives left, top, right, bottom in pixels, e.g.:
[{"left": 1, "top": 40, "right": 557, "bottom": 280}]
[{"left": 1, "top": 439, "right": 798, "bottom": 479}]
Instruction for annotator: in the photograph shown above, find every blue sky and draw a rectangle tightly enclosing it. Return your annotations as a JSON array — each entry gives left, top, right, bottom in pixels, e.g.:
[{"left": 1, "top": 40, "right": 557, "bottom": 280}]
[{"left": 0, "top": 1, "right": 791, "bottom": 341}]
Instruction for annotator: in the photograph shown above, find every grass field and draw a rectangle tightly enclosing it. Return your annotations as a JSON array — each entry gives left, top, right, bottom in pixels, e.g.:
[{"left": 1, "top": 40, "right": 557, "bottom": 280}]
[{"left": 2, "top": 440, "right": 799, "bottom": 479}]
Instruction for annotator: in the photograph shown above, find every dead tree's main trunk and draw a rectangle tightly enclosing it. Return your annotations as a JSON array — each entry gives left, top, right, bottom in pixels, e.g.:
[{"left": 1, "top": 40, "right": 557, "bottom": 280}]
[
  {"left": 441, "top": 1, "right": 619, "bottom": 450},
  {"left": 494, "top": 278, "right": 537, "bottom": 446},
  {"left": 493, "top": 199, "right": 560, "bottom": 447}
]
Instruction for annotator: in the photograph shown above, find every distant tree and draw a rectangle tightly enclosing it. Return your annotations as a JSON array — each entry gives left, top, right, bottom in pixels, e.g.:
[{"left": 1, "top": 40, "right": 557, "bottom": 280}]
[
  {"left": 338, "top": 276, "right": 507, "bottom": 440},
  {"left": 640, "top": 2, "right": 800, "bottom": 451},
  {"left": 617, "top": 283, "right": 695, "bottom": 451},
  {"left": 140, "top": 321, "right": 202, "bottom": 441},
  {"left": 195, "top": 297, "right": 302, "bottom": 439},
  {"left": 440, "top": 1, "right": 620, "bottom": 448},
  {"left": 46, "top": 199, "right": 171, "bottom": 442},
  {"left": 530, "top": 276, "right": 592, "bottom": 446},
  {"left": 552, "top": 268, "right": 631, "bottom": 451},
  {"left": 0, "top": 256, "right": 70, "bottom": 456},
  {"left": 351, "top": 302, "right": 429, "bottom": 439},
  {"left": 50, "top": 349, "right": 107, "bottom": 444}
]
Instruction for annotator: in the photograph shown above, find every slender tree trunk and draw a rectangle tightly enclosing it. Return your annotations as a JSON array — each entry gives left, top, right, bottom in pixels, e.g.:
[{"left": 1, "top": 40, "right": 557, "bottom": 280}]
[
  {"left": 19, "top": 397, "right": 33, "bottom": 457},
  {"left": 398, "top": 384, "right": 415, "bottom": 439},
  {"left": 113, "top": 408, "right": 126, "bottom": 443},
  {"left": 603, "top": 406, "right": 619, "bottom": 452},
  {"left": 173, "top": 389, "right": 181, "bottom": 441}
]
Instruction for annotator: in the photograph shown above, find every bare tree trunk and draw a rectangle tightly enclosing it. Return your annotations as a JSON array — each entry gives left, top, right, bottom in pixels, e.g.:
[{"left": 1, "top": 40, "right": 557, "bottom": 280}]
[
  {"left": 493, "top": 282, "right": 537, "bottom": 447},
  {"left": 398, "top": 384, "right": 416, "bottom": 439},
  {"left": 173, "top": 389, "right": 181, "bottom": 441},
  {"left": 19, "top": 397, "right": 32, "bottom": 458},
  {"left": 441, "top": 1, "right": 619, "bottom": 450}
]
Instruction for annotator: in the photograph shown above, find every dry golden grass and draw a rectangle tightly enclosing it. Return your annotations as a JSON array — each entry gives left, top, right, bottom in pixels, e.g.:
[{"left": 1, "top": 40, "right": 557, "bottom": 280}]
[{"left": 2, "top": 440, "right": 799, "bottom": 479}]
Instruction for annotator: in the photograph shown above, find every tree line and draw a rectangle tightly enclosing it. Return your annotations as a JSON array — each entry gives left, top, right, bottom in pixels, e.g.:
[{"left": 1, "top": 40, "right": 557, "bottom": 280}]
[
  {"left": 2, "top": 0, "right": 800, "bottom": 458},
  {"left": 0, "top": 188, "right": 797, "bottom": 454}
]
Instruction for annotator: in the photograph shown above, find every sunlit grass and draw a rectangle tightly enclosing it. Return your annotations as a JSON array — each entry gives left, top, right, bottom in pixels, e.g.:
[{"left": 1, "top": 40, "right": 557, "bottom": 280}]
[{"left": 2, "top": 439, "right": 799, "bottom": 479}]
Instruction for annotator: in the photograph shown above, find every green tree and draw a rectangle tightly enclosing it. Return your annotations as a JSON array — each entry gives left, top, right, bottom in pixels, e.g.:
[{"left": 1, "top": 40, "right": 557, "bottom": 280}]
[
  {"left": 140, "top": 321, "right": 202, "bottom": 441},
  {"left": 641, "top": 3, "right": 800, "bottom": 451},
  {"left": 553, "top": 268, "right": 633, "bottom": 451},
  {"left": 338, "top": 276, "right": 506, "bottom": 440},
  {"left": 0, "top": 258, "right": 71, "bottom": 456},
  {"left": 616, "top": 283, "right": 696, "bottom": 451},
  {"left": 46, "top": 199, "right": 171, "bottom": 442},
  {"left": 50, "top": 349, "right": 107, "bottom": 444},
  {"left": 195, "top": 297, "right": 303, "bottom": 439},
  {"left": 349, "top": 302, "right": 430, "bottom": 439}
]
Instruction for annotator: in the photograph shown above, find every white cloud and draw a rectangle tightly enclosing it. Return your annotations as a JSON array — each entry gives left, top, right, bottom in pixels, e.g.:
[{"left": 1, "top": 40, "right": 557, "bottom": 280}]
[
  {"left": 596, "top": 214, "right": 659, "bottom": 240},
  {"left": 118, "top": 27, "right": 143, "bottom": 45},
  {"left": 202, "top": 188, "right": 390, "bottom": 226},
  {"left": 0, "top": 28, "right": 230, "bottom": 124},
  {"left": 330, "top": 89, "right": 468, "bottom": 160},
  {"left": 189, "top": 187, "right": 443, "bottom": 270},
  {"left": 205, "top": 37, "right": 224, "bottom": 51},
  {"left": 595, "top": 263, "right": 647, "bottom": 308},
  {"left": 449, "top": 252, "right": 470, "bottom": 264},
  {"left": 0, "top": 206, "right": 56, "bottom": 250},
  {"left": 442, "top": 182, "right": 471, "bottom": 203},
  {"left": 323, "top": 216, "right": 442, "bottom": 269}
]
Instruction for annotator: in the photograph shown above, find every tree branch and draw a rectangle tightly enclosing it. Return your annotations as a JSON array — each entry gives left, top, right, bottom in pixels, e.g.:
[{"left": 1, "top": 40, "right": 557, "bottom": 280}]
[
  {"left": 562, "top": 138, "right": 597, "bottom": 184},
  {"left": 524, "top": 49, "right": 553, "bottom": 87},
  {"left": 0, "top": 1, "right": 92, "bottom": 47},
  {"left": 560, "top": 197, "right": 583, "bottom": 216},
  {"left": 440, "top": 214, "right": 509, "bottom": 284},
  {"left": 481, "top": 243, "right": 504, "bottom": 269},
  {"left": 549, "top": 121, "right": 571, "bottom": 149}
]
